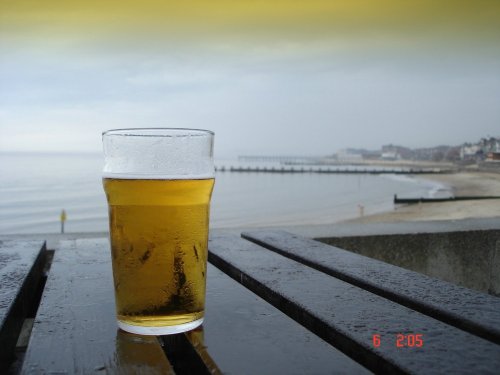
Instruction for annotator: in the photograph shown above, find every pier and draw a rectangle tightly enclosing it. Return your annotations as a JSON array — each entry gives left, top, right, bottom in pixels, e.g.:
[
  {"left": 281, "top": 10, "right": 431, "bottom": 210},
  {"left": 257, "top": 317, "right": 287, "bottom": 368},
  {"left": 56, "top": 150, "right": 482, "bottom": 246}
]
[
  {"left": 394, "top": 194, "right": 500, "bottom": 204},
  {"left": 238, "top": 155, "right": 327, "bottom": 164},
  {"left": 215, "top": 166, "right": 451, "bottom": 175}
]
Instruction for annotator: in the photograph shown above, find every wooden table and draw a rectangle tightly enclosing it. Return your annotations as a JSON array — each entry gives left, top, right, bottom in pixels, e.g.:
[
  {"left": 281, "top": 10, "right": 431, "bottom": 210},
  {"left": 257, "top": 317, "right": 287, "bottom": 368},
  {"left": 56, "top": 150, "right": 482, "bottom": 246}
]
[{"left": 1, "top": 231, "right": 500, "bottom": 374}]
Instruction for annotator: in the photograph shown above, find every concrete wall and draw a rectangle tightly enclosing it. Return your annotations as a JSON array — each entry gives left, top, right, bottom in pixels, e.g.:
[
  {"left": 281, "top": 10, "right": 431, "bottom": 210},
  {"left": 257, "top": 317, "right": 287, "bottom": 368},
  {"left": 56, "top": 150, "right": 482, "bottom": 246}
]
[{"left": 317, "top": 229, "right": 500, "bottom": 296}]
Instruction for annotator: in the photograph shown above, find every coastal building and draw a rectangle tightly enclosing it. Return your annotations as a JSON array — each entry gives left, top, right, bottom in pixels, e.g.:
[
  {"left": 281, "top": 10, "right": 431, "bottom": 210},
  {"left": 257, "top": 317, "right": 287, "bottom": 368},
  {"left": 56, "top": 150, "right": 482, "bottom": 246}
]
[
  {"left": 479, "top": 137, "right": 500, "bottom": 153},
  {"left": 380, "top": 145, "right": 403, "bottom": 160},
  {"left": 337, "top": 149, "right": 363, "bottom": 162},
  {"left": 460, "top": 144, "right": 482, "bottom": 161},
  {"left": 381, "top": 151, "right": 399, "bottom": 160},
  {"left": 460, "top": 137, "right": 500, "bottom": 162},
  {"left": 486, "top": 152, "right": 500, "bottom": 162}
]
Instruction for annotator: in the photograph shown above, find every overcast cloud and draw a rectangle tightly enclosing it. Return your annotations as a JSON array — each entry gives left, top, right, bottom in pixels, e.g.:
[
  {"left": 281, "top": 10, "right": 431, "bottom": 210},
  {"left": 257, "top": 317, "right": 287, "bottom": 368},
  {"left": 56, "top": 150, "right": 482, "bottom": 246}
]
[{"left": 1, "top": 28, "right": 499, "bottom": 157}]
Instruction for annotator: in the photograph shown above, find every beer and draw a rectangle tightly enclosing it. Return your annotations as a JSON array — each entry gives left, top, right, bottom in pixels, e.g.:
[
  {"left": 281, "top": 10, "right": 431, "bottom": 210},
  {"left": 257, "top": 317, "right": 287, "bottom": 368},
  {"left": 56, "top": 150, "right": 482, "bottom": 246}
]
[
  {"left": 103, "top": 177, "right": 214, "bottom": 330},
  {"left": 102, "top": 127, "right": 214, "bottom": 334}
]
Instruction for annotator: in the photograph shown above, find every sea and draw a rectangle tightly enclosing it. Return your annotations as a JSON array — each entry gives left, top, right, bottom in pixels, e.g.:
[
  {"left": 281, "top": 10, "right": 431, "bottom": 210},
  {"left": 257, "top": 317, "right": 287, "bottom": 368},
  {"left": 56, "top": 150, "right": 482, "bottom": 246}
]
[{"left": 0, "top": 152, "right": 450, "bottom": 235}]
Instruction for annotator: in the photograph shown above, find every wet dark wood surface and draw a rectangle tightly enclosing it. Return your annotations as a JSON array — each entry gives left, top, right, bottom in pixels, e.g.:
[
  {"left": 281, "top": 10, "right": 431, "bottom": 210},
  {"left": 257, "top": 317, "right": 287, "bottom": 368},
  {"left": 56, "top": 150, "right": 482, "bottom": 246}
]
[
  {"left": 2, "top": 233, "right": 500, "bottom": 374},
  {"left": 0, "top": 240, "right": 45, "bottom": 372},
  {"left": 241, "top": 230, "right": 500, "bottom": 344},
  {"left": 19, "top": 238, "right": 367, "bottom": 375},
  {"left": 20, "top": 239, "right": 174, "bottom": 375},
  {"left": 209, "top": 233, "right": 500, "bottom": 375}
]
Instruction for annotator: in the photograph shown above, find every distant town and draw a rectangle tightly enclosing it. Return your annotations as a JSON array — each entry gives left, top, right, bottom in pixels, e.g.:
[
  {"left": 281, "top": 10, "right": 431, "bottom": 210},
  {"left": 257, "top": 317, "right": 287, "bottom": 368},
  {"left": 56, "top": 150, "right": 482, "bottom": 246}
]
[
  {"left": 336, "top": 136, "right": 500, "bottom": 164},
  {"left": 238, "top": 136, "right": 500, "bottom": 168}
]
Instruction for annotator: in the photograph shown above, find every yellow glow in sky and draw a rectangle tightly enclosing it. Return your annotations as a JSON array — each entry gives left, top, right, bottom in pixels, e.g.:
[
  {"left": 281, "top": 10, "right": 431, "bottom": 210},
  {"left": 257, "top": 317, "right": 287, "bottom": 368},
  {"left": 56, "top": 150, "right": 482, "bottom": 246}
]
[{"left": 1, "top": 0, "right": 499, "bottom": 45}]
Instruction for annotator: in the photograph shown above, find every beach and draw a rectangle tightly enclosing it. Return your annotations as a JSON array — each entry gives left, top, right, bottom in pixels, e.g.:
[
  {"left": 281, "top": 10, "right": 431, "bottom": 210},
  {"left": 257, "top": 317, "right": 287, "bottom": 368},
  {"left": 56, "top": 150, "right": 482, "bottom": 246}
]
[
  {"left": 1, "top": 152, "right": 499, "bottom": 243},
  {"left": 1, "top": 152, "right": 448, "bottom": 234},
  {"left": 345, "top": 170, "right": 500, "bottom": 224}
]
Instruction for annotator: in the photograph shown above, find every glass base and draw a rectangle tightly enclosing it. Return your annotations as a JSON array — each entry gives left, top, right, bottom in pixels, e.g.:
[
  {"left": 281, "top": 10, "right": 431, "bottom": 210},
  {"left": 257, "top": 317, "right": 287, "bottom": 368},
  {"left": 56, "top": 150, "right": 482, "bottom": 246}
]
[{"left": 118, "top": 317, "right": 204, "bottom": 335}]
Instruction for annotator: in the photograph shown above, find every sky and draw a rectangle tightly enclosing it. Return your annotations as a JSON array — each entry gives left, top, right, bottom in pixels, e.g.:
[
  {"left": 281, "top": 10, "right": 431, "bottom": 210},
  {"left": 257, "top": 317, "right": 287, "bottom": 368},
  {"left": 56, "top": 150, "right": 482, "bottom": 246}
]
[{"left": 1, "top": 0, "right": 499, "bottom": 158}]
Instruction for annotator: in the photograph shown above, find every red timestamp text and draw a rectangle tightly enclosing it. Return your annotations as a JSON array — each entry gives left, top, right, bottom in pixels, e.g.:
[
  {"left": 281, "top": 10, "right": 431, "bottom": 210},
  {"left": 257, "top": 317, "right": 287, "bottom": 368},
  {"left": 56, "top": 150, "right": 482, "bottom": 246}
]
[{"left": 372, "top": 334, "right": 424, "bottom": 348}]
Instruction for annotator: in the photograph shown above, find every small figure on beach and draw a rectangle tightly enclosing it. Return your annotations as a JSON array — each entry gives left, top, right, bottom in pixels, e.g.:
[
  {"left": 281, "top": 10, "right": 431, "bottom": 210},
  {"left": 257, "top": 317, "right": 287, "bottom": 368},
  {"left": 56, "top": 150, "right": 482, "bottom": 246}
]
[{"left": 60, "top": 209, "right": 67, "bottom": 233}]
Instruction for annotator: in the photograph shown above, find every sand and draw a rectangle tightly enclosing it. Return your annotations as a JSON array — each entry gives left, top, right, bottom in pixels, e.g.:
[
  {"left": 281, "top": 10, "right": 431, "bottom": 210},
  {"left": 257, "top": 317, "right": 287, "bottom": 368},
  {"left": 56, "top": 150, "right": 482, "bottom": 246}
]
[{"left": 346, "top": 171, "right": 500, "bottom": 224}]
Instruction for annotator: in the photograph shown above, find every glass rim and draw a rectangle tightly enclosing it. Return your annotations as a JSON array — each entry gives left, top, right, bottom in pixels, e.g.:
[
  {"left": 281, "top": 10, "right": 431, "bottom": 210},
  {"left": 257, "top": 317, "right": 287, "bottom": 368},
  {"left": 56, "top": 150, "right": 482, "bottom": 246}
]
[{"left": 102, "top": 127, "right": 214, "bottom": 137}]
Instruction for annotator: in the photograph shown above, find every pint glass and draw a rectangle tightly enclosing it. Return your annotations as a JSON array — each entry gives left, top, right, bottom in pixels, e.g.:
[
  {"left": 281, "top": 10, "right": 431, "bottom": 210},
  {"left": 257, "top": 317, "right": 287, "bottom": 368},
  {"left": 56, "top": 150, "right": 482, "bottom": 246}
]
[{"left": 102, "top": 128, "right": 215, "bottom": 335}]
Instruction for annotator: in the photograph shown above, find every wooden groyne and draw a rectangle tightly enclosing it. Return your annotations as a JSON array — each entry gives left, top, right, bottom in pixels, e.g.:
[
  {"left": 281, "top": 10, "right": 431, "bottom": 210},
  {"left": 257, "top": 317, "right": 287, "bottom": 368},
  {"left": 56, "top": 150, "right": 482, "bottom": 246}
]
[
  {"left": 215, "top": 166, "right": 452, "bottom": 175},
  {"left": 394, "top": 194, "right": 500, "bottom": 204}
]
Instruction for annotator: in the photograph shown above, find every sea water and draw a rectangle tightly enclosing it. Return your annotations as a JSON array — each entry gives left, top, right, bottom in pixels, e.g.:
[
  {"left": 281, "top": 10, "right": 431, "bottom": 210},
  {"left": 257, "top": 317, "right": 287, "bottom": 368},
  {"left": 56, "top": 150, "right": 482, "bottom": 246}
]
[{"left": 0, "top": 152, "right": 447, "bottom": 234}]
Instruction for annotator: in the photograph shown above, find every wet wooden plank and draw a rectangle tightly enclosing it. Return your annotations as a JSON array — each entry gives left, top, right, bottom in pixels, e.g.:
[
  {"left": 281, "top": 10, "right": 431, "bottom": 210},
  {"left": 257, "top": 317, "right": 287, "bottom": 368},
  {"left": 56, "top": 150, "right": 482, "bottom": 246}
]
[
  {"left": 160, "top": 330, "right": 221, "bottom": 375},
  {"left": 0, "top": 240, "right": 45, "bottom": 372},
  {"left": 22, "top": 237, "right": 369, "bottom": 375},
  {"left": 241, "top": 230, "right": 500, "bottom": 344},
  {"left": 202, "top": 264, "right": 370, "bottom": 374},
  {"left": 208, "top": 234, "right": 500, "bottom": 375},
  {"left": 21, "top": 239, "right": 174, "bottom": 375}
]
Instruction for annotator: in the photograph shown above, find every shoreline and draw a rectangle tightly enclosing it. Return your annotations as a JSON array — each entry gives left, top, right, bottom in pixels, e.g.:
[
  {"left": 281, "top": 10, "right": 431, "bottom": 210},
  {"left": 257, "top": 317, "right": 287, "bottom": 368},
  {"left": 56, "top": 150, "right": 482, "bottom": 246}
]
[
  {"left": 1, "top": 171, "right": 499, "bottom": 246},
  {"left": 344, "top": 171, "right": 500, "bottom": 224}
]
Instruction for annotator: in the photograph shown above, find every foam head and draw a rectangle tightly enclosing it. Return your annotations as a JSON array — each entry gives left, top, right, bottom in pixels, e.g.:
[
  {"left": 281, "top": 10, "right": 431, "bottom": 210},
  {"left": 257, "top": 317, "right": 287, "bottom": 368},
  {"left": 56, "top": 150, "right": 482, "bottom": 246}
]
[{"left": 102, "top": 128, "right": 215, "bottom": 179}]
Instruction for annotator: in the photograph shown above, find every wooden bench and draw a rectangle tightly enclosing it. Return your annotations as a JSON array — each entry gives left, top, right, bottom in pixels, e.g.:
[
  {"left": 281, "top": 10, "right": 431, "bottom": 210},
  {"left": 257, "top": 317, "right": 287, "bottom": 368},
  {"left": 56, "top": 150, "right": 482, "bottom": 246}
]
[
  {"left": 0, "top": 240, "right": 47, "bottom": 373},
  {"left": 1, "top": 232, "right": 499, "bottom": 374}
]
